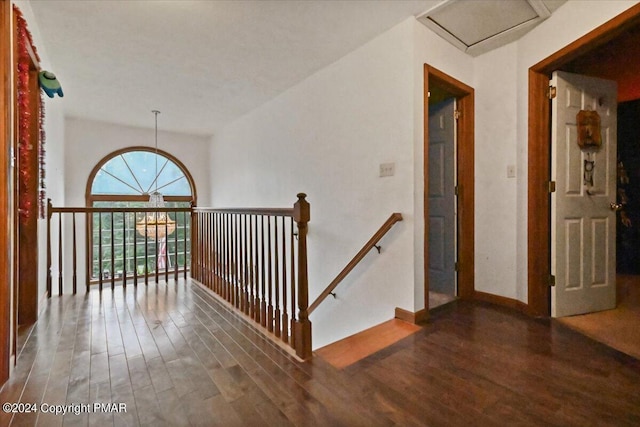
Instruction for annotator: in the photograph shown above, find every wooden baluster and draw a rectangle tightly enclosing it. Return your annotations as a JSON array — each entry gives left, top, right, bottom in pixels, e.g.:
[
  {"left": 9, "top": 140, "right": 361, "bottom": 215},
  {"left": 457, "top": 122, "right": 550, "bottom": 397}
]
[
  {"left": 225, "top": 213, "right": 231, "bottom": 302},
  {"left": 122, "top": 212, "right": 127, "bottom": 288},
  {"left": 217, "top": 213, "right": 221, "bottom": 295},
  {"left": 209, "top": 212, "right": 218, "bottom": 293},
  {"left": 216, "top": 213, "right": 223, "bottom": 295},
  {"left": 293, "top": 193, "right": 311, "bottom": 359},
  {"left": 110, "top": 212, "right": 115, "bottom": 290},
  {"left": 164, "top": 211, "right": 169, "bottom": 283},
  {"left": 249, "top": 214, "right": 255, "bottom": 320},
  {"left": 234, "top": 213, "right": 240, "bottom": 308},
  {"left": 239, "top": 214, "right": 245, "bottom": 312},
  {"left": 144, "top": 214, "right": 149, "bottom": 286},
  {"left": 46, "top": 199, "right": 52, "bottom": 297},
  {"left": 133, "top": 213, "right": 138, "bottom": 287},
  {"left": 85, "top": 212, "right": 91, "bottom": 293},
  {"left": 254, "top": 215, "right": 260, "bottom": 322},
  {"left": 212, "top": 212, "right": 217, "bottom": 293},
  {"left": 210, "top": 212, "right": 215, "bottom": 289},
  {"left": 230, "top": 212, "right": 235, "bottom": 303},
  {"left": 203, "top": 211, "right": 209, "bottom": 288},
  {"left": 267, "top": 215, "right": 274, "bottom": 332},
  {"left": 154, "top": 216, "right": 159, "bottom": 284},
  {"left": 186, "top": 208, "right": 192, "bottom": 280},
  {"left": 230, "top": 213, "right": 235, "bottom": 305},
  {"left": 236, "top": 214, "right": 241, "bottom": 309},
  {"left": 290, "top": 218, "right": 296, "bottom": 348},
  {"left": 243, "top": 214, "right": 249, "bottom": 314},
  {"left": 204, "top": 212, "right": 208, "bottom": 287},
  {"left": 98, "top": 213, "right": 103, "bottom": 291},
  {"left": 58, "top": 212, "right": 63, "bottom": 295},
  {"left": 174, "top": 211, "right": 179, "bottom": 281},
  {"left": 210, "top": 211, "right": 215, "bottom": 289},
  {"left": 72, "top": 213, "right": 77, "bottom": 294},
  {"left": 281, "top": 216, "right": 288, "bottom": 343},
  {"left": 260, "top": 215, "right": 266, "bottom": 328},
  {"left": 274, "top": 216, "right": 281, "bottom": 337},
  {"left": 193, "top": 211, "right": 198, "bottom": 282},
  {"left": 219, "top": 213, "right": 224, "bottom": 298},
  {"left": 238, "top": 214, "right": 243, "bottom": 311}
]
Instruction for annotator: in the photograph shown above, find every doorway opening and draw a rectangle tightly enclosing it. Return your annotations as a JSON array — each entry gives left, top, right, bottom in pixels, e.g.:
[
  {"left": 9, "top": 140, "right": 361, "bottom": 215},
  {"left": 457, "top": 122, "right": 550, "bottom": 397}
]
[
  {"left": 424, "top": 65, "right": 474, "bottom": 313},
  {"left": 528, "top": 4, "right": 640, "bottom": 357}
]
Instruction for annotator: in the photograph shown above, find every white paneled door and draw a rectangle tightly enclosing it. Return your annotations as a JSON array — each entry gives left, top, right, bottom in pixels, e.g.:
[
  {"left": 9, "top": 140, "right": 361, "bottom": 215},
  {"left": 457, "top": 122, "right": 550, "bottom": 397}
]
[
  {"left": 428, "top": 98, "right": 457, "bottom": 295},
  {"left": 551, "top": 71, "right": 617, "bottom": 317}
]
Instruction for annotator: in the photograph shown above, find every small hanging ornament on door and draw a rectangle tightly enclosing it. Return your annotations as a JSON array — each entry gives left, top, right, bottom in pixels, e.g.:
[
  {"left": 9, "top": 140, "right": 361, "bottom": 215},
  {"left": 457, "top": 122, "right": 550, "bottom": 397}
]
[
  {"left": 577, "top": 110, "right": 602, "bottom": 150},
  {"left": 577, "top": 109, "right": 602, "bottom": 195}
]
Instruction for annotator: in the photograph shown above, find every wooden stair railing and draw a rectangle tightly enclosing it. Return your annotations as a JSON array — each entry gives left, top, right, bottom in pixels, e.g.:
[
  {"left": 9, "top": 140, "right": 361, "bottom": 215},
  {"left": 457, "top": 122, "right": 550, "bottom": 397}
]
[
  {"left": 191, "top": 193, "right": 312, "bottom": 360},
  {"left": 46, "top": 200, "right": 192, "bottom": 295},
  {"left": 308, "top": 212, "right": 403, "bottom": 315}
]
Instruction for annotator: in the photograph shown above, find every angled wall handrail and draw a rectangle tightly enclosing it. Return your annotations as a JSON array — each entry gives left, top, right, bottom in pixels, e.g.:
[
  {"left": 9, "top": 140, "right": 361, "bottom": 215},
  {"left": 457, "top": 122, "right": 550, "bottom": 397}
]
[{"left": 308, "top": 212, "right": 403, "bottom": 315}]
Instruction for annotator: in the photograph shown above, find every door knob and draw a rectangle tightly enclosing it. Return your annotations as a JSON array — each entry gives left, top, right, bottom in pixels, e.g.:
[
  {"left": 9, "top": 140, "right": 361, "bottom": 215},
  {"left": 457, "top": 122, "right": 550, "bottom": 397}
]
[{"left": 610, "top": 202, "right": 623, "bottom": 211}]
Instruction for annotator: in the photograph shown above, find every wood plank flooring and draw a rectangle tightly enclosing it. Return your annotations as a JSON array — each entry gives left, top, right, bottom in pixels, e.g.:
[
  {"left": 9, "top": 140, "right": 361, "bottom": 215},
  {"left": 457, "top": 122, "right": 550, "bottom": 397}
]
[
  {"left": 558, "top": 274, "right": 640, "bottom": 359},
  {"left": 1, "top": 280, "right": 640, "bottom": 426},
  {"left": 315, "top": 319, "right": 421, "bottom": 369}
]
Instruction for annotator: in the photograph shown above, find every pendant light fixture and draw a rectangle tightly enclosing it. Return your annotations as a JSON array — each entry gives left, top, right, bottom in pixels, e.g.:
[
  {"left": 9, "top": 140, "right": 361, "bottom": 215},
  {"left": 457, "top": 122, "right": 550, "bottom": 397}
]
[{"left": 136, "top": 110, "right": 175, "bottom": 239}]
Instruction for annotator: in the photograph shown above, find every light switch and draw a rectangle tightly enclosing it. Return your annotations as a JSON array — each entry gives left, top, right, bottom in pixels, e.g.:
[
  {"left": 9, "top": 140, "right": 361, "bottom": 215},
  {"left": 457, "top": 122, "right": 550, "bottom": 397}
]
[{"left": 379, "top": 163, "right": 395, "bottom": 177}]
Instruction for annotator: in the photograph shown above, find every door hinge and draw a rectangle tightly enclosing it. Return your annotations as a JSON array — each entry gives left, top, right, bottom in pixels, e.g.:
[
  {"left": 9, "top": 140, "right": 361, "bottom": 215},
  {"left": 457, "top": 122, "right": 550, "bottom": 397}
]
[
  {"left": 548, "top": 85, "right": 557, "bottom": 99},
  {"left": 454, "top": 185, "right": 460, "bottom": 196},
  {"left": 549, "top": 181, "right": 556, "bottom": 193},
  {"left": 454, "top": 262, "right": 460, "bottom": 272},
  {"left": 549, "top": 275, "right": 556, "bottom": 287},
  {"left": 454, "top": 110, "right": 461, "bottom": 120}
]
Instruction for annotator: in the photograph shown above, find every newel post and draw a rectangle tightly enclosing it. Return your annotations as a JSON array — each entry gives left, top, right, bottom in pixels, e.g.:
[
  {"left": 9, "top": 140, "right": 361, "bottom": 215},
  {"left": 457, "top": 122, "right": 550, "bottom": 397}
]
[
  {"left": 293, "top": 193, "right": 312, "bottom": 360},
  {"left": 190, "top": 200, "right": 197, "bottom": 281},
  {"left": 46, "top": 198, "right": 52, "bottom": 298}
]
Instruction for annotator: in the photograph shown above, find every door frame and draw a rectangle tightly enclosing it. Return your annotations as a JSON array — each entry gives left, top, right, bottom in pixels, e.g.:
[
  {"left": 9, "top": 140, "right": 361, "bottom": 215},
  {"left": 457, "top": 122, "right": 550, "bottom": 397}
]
[
  {"left": 527, "top": 4, "right": 640, "bottom": 316},
  {"left": 0, "top": 0, "right": 12, "bottom": 386},
  {"left": 424, "top": 65, "right": 475, "bottom": 312}
]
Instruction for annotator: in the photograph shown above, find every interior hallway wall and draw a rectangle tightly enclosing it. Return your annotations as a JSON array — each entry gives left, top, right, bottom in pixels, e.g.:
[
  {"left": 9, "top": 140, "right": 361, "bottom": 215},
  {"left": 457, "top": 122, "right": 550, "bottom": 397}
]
[
  {"left": 211, "top": 17, "right": 473, "bottom": 348},
  {"left": 13, "top": 0, "right": 65, "bottom": 313}
]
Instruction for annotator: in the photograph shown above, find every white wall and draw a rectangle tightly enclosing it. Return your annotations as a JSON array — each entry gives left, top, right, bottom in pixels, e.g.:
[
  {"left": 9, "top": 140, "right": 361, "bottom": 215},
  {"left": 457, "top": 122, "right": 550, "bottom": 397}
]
[
  {"left": 64, "top": 118, "right": 211, "bottom": 207},
  {"left": 473, "top": 42, "right": 519, "bottom": 299},
  {"left": 14, "top": 0, "right": 66, "bottom": 311},
  {"left": 212, "top": 18, "right": 414, "bottom": 349},
  {"left": 211, "top": 17, "right": 473, "bottom": 348},
  {"left": 462, "top": 0, "right": 639, "bottom": 304}
]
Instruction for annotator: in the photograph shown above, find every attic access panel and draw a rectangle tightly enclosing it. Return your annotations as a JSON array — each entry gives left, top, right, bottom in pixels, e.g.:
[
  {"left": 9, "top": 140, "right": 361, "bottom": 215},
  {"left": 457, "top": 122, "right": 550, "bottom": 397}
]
[{"left": 417, "top": 0, "right": 552, "bottom": 56}]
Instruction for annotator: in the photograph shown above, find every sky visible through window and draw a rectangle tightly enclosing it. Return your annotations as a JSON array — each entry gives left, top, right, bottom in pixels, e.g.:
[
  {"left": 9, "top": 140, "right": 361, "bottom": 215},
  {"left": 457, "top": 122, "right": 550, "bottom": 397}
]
[{"left": 91, "top": 151, "right": 191, "bottom": 196}]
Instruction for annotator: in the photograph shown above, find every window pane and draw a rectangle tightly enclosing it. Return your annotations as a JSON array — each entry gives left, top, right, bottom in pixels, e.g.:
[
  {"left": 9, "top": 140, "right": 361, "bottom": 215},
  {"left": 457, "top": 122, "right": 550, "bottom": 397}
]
[{"left": 92, "top": 151, "right": 192, "bottom": 197}]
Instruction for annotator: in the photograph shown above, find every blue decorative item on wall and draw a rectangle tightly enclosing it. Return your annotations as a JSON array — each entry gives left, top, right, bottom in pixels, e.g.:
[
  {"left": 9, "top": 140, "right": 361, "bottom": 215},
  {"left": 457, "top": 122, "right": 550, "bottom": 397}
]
[{"left": 38, "top": 70, "right": 63, "bottom": 98}]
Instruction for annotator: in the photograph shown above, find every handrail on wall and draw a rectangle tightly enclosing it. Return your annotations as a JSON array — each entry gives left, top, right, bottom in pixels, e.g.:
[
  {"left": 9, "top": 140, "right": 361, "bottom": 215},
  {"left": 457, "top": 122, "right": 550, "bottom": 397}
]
[{"left": 307, "top": 212, "right": 403, "bottom": 315}]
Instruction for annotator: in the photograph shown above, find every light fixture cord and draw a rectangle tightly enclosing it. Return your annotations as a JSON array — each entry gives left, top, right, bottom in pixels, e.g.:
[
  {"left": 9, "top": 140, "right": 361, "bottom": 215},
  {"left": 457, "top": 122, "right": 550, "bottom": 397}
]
[{"left": 153, "top": 110, "right": 160, "bottom": 197}]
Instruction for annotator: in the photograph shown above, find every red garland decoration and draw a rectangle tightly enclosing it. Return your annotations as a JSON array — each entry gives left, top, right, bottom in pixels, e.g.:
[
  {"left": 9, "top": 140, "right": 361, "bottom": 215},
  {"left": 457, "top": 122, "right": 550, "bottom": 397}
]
[
  {"left": 39, "top": 93, "right": 46, "bottom": 218},
  {"left": 14, "top": 6, "right": 45, "bottom": 221}
]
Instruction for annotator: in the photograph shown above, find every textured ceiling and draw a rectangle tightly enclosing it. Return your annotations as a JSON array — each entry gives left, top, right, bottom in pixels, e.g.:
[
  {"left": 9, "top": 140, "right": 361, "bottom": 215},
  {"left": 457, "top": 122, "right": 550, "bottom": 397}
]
[{"left": 29, "top": 0, "right": 438, "bottom": 136}]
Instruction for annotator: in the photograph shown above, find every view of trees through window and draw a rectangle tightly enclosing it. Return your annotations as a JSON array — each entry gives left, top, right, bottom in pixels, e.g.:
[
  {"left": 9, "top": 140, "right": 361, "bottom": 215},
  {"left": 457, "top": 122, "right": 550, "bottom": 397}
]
[
  {"left": 88, "top": 149, "right": 195, "bottom": 281},
  {"left": 91, "top": 201, "right": 191, "bottom": 279}
]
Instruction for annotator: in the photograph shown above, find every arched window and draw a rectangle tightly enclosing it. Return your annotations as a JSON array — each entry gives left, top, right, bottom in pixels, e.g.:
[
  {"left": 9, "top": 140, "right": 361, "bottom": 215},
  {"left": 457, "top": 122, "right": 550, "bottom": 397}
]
[
  {"left": 88, "top": 146, "right": 196, "bottom": 203},
  {"left": 86, "top": 147, "right": 196, "bottom": 280}
]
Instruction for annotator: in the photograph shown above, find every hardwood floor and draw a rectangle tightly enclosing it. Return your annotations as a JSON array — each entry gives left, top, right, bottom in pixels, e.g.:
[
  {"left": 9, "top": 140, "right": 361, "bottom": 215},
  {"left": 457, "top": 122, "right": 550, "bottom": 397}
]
[
  {"left": 1, "top": 280, "right": 640, "bottom": 426},
  {"left": 315, "top": 319, "right": 421, "bottom": 369},
  {"left": 557, "top": 274, "right": 640, "bottom": 359}
]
